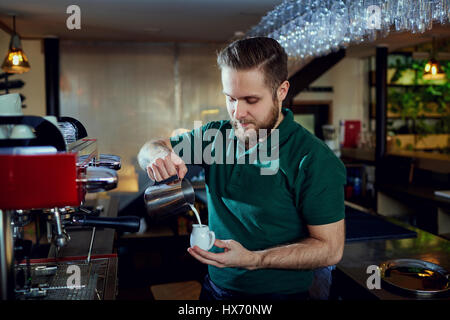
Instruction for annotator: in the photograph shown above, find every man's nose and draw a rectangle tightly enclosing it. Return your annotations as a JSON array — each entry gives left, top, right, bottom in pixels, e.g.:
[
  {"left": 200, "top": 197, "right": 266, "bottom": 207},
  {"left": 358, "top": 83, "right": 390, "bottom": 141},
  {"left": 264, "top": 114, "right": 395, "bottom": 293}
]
[{"left": 234, "top": 100, "right": 248, "bottom": 120}]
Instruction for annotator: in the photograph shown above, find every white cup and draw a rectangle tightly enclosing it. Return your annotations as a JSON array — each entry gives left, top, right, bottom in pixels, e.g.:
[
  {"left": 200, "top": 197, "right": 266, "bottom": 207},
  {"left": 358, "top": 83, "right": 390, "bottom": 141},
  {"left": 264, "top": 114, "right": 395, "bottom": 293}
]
[
  {"left": 0, "top": 126, "right": 8, "bottom": 139},
  {"left": 10, "top": 124, "right": 36, "bottom": 139},
  {"left": 43, "top": 115, "right": 58, "bottom": 126},
  {"left": 190, "top": 224, "right": 215, "bottom": 251},
  {"left": 0, "top": 93, "right": 23, "bottom": 116}
]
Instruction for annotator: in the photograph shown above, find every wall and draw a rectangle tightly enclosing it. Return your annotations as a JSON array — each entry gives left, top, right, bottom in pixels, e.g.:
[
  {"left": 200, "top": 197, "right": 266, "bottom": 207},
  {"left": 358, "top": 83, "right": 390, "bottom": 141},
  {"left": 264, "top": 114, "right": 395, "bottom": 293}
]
[
  {"left": 59, "top": 43, "right": 370, "bottom": 198},
  {"left": 59, "top": 41, "right": 226, "bottom": 196},
  {"left": 293, "top": 57, "right": 369, "bottom": 130},
  {"left": 0, "top": 29, "right": 46, "bottom": 116},
  {"left": 0, "top": 33, "right": 369, "bottom": 194}
]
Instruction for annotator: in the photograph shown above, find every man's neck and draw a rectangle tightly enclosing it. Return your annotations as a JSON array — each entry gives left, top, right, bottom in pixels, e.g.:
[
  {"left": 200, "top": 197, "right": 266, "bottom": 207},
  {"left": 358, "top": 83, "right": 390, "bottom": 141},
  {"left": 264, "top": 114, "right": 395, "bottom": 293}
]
[
  {"left": 251, "top": 110, "right": 284, "bottom": 147},
  {"left": 272, "top": 111, "right": 284, "bottom": 131},
  {"left": 243, "top": 110, "right": 285, "bottom": 150}
]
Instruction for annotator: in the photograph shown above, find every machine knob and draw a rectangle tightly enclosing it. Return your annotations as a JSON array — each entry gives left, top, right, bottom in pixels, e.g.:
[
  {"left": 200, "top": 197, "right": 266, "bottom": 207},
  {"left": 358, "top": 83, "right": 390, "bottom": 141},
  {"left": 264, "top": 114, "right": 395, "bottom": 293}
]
[{"left": 54, "top": 232, "right": 70, "bottom": 248}]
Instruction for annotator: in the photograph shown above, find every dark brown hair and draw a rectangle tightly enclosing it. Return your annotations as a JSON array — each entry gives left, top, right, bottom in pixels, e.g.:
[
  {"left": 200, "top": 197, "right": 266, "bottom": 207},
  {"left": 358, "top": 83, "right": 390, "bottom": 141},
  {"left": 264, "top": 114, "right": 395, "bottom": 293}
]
[{"left": 217, "top": 37, "right": 288, "bottom": 100}]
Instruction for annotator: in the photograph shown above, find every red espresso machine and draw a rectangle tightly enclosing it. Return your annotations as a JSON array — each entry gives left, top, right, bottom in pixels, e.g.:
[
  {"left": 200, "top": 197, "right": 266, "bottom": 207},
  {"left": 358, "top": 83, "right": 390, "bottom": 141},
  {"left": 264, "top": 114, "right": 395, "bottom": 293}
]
[{"left": 0, "top": 115, "right": 139, "bottom": 300}]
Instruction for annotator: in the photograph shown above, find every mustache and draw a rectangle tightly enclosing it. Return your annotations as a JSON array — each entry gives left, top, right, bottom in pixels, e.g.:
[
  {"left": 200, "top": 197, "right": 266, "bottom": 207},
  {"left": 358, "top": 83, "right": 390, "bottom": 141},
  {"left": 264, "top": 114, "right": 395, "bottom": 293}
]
[{"left": 233, "top": 119, "right": 255, "bottom": 125}]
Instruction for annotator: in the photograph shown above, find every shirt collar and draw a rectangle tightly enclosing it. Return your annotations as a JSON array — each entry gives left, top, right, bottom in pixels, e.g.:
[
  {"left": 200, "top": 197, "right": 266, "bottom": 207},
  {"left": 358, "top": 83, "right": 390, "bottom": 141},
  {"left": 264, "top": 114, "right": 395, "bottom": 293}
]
[{"left": 270, "top": 107, "right": 299, "bottom": 146}]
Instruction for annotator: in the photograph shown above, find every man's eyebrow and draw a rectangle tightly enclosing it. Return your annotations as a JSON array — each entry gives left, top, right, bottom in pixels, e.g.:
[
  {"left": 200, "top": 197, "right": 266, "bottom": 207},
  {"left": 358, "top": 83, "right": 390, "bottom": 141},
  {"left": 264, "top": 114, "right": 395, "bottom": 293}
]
[{"left": 222, "top": 91, "right": 261, "bottom": 99}]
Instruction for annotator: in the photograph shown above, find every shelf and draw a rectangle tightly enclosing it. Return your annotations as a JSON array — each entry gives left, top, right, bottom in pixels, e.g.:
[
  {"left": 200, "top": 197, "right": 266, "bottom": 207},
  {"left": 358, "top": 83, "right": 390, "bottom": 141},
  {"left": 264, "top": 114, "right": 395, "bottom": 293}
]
[
  {"left": 371, "top": 84, "right": 448, "bottom": 88},
  {"left": 388, "top": 133, "right": 449, "bottom": 150},
  {"left": 387, "top": 115, "right": 446, "bottom": 119},
  {"left": 345, "top": 197, "right": 376, "bottom": 211},
  {"left": 386, "top": 149, "right": 450, "bottom": 173},
  {"left": 378, "top": 182, "right": 450, "bottom": 209},
  {"left": 388, "top": 149, "right": 450, "bottom": 161},
  {"left": 387, "top": 110, "right": 448, "bottom": 119},
  {"left": 369, "top": 102, "right": 449, "bottom": 118},
  {"left": 341, "top": 148, "right": 450, "bottom": 173},
  {"left": 369, "top": 69, "right": 448, "bottom": 87},
  {"left": 370, "top": 109, "right": 449, "bottom": 119},
  {"left": 341, "top": 148, "right": 375, "bottom": 162}
]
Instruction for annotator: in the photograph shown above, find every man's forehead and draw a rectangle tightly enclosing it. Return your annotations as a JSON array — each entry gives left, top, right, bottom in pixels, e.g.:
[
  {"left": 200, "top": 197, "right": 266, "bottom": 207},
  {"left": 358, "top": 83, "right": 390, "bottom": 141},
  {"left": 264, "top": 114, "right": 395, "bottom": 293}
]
[
  {"left": 221, "top": 67, "right": 269, "bottom": 97},
  {"left": 221, "top": 66, "right": 265, "bottom": 80}
]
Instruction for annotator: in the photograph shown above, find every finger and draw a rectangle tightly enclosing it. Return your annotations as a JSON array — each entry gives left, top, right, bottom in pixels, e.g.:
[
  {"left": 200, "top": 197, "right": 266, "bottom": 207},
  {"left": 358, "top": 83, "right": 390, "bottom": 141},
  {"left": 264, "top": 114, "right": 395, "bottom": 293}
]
[
  {"left": 155, "top": 158, "right": 170, "bottom": 180},
  {"left": 187, "top": 248, "right": 225, "bottom": 268},
  {"left": 151, "top": 163, "right": 163, "bottom": 181},
  {"left": 154, "top": 158, "right": 170, "bottom": 180},
  {"left": 177, "top": 163, "right": 188, "bottom": 180},
  {"left": 146, "top": 166, "right": 155, "bottom": 181},
  {"left": 171, "top": 152, "right": 184, "bottom": 166},
  {"left": 191, "top": 246, "right": 226, "bottom": 264},
  {"left": 188, "top": 248, "right": 222, "bottom": 267},
  {"left": 163, "top": 154, "right": 178, "bottom": 177},
  {"left": 214, "top": 239, "right": 230, "bottom": 249},
  {"left": 171, "top": 153, "right": 187, "bottom": 179}
]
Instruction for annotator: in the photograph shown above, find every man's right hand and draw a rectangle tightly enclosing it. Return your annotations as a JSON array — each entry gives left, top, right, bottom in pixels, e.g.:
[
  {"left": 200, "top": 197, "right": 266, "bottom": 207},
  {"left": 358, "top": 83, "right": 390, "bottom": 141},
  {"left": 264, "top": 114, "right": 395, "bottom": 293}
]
[
  {"left": 138, "top": 138, "right": 188, "bottom": 182},
  {"left": 146, "top": 151, "right": 187, "bottom": 182}
]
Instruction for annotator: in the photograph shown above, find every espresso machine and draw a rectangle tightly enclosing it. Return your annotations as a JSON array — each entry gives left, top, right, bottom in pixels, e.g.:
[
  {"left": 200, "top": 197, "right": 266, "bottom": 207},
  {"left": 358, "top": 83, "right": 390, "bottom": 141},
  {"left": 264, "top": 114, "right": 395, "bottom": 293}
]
[{"left": 0, "top": 101, "right": 140, "bottom": 300}]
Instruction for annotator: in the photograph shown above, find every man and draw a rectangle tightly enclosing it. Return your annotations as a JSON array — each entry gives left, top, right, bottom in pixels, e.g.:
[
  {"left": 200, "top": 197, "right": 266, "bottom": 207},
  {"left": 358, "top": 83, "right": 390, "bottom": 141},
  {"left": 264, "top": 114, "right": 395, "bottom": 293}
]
[{"left": 138, "top": 37, "right": 346, "bottom": 300}]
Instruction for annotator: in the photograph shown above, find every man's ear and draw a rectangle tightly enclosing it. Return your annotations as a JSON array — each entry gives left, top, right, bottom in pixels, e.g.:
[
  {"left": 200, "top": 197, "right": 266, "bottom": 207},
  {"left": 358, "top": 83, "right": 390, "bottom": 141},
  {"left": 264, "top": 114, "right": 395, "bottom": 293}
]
[{"left": 277, "top": 80, "right": 290, "bottom": 102}]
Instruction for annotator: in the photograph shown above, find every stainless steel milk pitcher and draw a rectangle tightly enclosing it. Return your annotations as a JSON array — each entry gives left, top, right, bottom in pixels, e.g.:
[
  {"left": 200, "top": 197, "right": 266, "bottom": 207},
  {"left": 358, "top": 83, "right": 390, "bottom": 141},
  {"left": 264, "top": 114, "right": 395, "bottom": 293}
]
[{"left": 144, "top": 178, "right": 195, "bottom": 220}]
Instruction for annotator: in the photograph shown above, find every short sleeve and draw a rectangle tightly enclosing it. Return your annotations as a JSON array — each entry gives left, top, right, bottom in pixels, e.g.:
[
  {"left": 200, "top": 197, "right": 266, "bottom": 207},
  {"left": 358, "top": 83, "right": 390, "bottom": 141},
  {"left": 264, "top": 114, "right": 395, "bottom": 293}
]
[
  {"left": 295, "top": 152, "right": 347, "bottom": 225},
  {"left": 170, "top": 127, "right": 203, "bottom": 166}
]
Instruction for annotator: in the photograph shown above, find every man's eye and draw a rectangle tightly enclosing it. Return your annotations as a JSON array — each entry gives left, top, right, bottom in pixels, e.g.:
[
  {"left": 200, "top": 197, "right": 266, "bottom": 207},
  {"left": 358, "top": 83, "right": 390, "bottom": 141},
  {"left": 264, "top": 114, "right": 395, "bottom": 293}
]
[{"left": 247, "top": 99, "right": 258, "bottom": 104}]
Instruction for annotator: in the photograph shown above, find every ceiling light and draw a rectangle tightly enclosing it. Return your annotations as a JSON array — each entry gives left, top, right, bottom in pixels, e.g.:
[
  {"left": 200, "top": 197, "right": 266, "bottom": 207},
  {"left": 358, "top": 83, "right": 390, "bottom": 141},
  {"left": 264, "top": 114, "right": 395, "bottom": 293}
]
[
  {"left": 423, "top": 37, "right": 445, "bottom": 80},
  {"left": 1, "top": 16, "right": 31, "bottom": 74}
]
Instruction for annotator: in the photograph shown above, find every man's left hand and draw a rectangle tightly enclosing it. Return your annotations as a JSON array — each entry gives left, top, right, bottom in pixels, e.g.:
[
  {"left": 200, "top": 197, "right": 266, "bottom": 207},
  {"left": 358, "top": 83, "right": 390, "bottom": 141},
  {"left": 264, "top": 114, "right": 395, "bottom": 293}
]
[{"left": 187, "top": 239, "right": 260, "bottom": 270}]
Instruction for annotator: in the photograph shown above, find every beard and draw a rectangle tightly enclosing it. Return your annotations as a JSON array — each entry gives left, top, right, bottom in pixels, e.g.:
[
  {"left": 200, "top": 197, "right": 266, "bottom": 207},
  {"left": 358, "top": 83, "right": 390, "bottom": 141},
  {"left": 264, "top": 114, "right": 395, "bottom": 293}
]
[{"left": 231, "top": 103, "right": 280, "bottom": 149}]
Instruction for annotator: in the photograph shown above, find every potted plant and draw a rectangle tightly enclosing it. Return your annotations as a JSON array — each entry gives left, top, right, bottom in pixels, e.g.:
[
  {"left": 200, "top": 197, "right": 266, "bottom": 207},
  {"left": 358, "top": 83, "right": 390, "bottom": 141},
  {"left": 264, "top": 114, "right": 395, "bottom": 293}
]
[{"left": 387, "top": 59, "right": 450, "bottom": 153}]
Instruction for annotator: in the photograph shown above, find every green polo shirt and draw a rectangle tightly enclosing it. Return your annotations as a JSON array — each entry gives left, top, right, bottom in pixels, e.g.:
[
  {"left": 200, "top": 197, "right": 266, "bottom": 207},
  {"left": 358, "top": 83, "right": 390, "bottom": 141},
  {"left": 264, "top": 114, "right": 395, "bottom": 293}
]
[{"left": 170, "top": 108, "right": 346, "bottom": 294}]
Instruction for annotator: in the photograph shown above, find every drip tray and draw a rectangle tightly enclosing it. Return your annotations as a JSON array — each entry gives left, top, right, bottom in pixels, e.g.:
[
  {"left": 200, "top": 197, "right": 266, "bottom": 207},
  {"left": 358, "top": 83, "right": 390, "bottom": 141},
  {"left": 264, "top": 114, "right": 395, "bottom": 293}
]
[
  {"left": 15, "top": 256, "right": 116, "bottom": 300},
  {"left": 379, "top": 259, "right": 450, "bottom": 298}
]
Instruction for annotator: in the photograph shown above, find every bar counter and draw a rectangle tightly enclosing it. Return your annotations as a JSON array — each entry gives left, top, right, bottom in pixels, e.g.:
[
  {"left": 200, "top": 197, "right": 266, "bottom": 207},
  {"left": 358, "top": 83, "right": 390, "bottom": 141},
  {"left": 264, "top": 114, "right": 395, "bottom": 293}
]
[{"left": 335, "top": 217, "right": 450, "bottom": 300}]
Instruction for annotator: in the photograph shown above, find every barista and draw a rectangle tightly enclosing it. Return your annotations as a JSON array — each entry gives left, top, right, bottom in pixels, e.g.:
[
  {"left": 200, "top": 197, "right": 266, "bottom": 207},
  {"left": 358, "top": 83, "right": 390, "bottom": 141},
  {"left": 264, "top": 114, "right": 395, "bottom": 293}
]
[{"left": 138, "top": 37, "right": 346, "bottom": 300}]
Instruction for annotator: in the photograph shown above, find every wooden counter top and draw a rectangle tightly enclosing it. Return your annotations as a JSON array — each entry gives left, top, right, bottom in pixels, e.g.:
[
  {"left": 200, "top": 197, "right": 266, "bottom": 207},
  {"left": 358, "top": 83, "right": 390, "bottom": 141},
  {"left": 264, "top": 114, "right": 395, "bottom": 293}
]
[{"left": 340, "top": 148, "right": 450, "bottom": 174}]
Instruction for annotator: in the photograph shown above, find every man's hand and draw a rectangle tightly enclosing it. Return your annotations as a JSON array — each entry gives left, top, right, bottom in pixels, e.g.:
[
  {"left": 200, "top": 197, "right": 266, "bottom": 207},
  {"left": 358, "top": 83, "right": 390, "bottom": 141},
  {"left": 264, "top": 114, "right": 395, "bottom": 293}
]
[
  {"left": 147, "top": 151, "right": 187, "bottom": 182},
  {"left": 187, "top": 239, "right": 261, "bottom": 270},
  {"left": 138, "top": 139, "right": 188, "bottom": 182},
  {"left": 187, "top": 220, "right": 345, "bottom": 271}
]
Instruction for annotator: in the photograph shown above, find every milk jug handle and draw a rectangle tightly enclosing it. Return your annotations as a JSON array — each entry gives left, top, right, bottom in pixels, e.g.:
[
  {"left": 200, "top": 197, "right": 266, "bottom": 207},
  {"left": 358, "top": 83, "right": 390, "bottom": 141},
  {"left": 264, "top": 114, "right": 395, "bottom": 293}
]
[{"left": 208, "top": 231, "right": 215, "bottom": 250}]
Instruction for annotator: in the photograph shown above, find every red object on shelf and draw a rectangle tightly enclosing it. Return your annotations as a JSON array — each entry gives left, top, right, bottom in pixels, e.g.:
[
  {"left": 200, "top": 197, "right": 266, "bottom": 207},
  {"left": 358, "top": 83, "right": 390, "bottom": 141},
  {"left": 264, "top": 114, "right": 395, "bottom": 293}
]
[
  {"left": 343, "top": 120, "right": 361, "bottom": 148},
  {"left": 0, "top": 153, "right": 84, "bottom": 210},
  {"left": 345, "top": 185, "right": 353, "bottom": 200}
]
